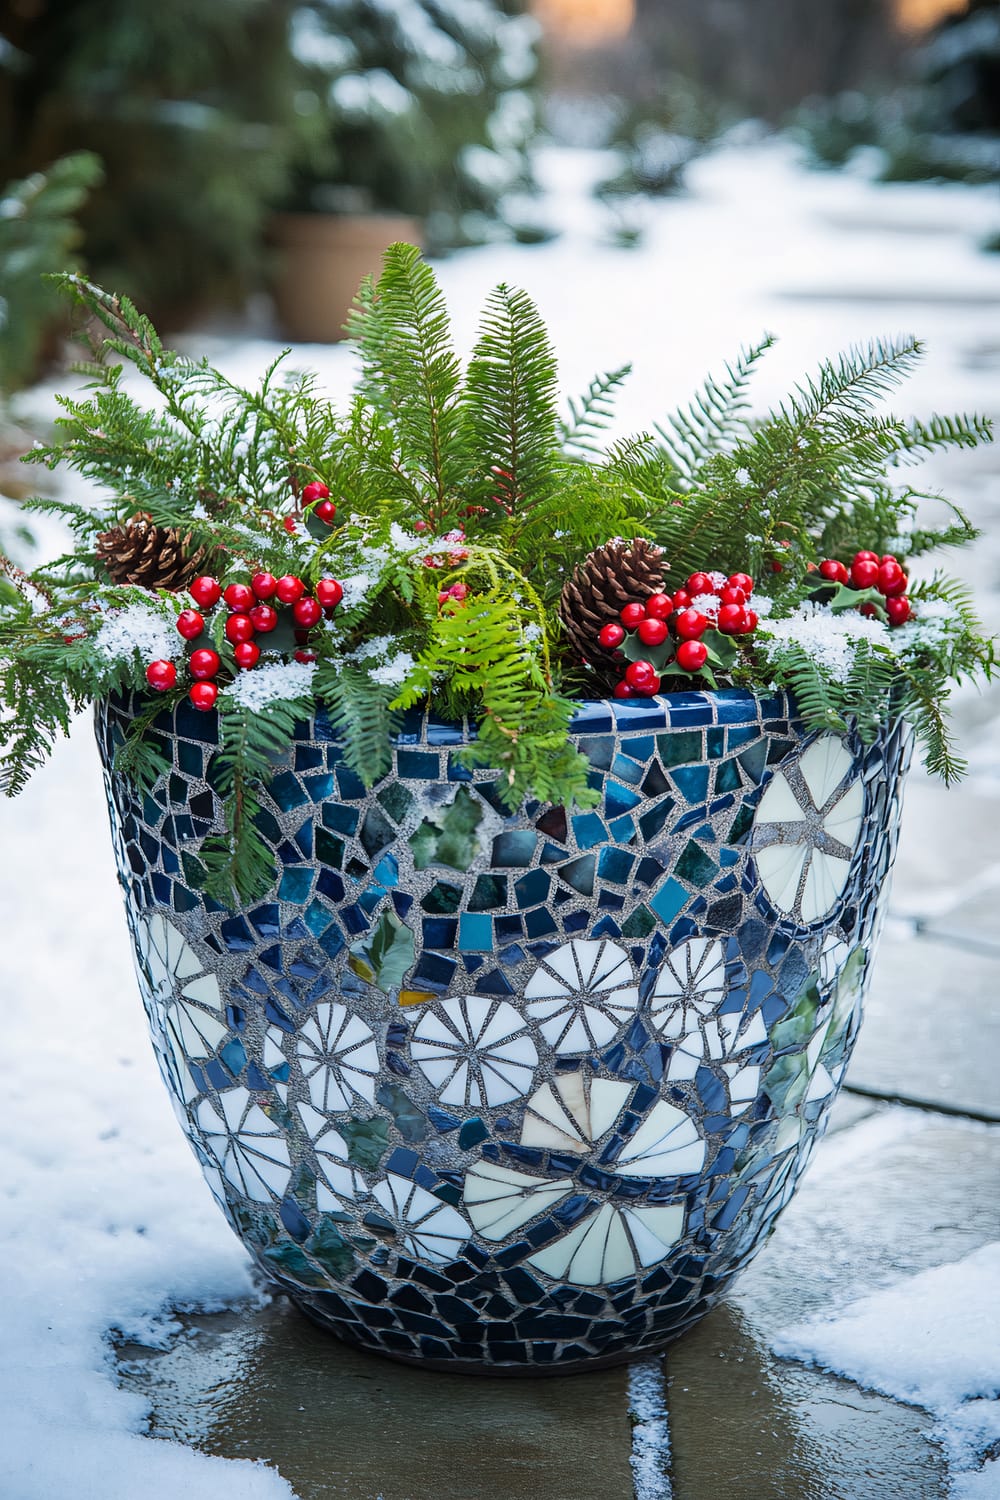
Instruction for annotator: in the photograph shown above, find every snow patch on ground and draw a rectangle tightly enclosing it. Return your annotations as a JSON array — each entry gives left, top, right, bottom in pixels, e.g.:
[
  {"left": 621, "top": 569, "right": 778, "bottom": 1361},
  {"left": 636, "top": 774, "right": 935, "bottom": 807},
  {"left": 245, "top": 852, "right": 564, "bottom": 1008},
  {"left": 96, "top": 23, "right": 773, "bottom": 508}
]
[{"left": 773, "top": 1243, "right": 1000, "bottom": 1496}]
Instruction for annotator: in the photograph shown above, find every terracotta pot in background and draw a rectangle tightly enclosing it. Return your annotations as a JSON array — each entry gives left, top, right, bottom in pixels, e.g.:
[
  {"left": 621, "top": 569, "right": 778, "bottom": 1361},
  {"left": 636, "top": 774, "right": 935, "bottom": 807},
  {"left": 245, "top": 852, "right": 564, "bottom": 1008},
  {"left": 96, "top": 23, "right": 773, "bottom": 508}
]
[{"left": 269, "top": 213, "right": 423, "bottom": 343}]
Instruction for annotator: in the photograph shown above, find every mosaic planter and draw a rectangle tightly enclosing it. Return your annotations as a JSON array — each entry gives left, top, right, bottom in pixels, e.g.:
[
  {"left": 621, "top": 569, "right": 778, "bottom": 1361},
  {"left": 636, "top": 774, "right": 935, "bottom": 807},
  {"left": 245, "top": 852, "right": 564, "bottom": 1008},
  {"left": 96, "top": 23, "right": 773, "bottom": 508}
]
[{"left": 97, "top": 689, "right": 911, "bottom": 1374}]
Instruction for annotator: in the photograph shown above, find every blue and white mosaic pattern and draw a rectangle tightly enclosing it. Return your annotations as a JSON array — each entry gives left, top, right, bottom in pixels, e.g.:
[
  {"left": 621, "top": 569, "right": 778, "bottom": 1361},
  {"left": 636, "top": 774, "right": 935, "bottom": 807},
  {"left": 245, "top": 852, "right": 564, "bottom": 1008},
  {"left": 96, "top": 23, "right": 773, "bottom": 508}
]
[{"left": 97, "top": 690, "right": 911, "bottom": 1372}]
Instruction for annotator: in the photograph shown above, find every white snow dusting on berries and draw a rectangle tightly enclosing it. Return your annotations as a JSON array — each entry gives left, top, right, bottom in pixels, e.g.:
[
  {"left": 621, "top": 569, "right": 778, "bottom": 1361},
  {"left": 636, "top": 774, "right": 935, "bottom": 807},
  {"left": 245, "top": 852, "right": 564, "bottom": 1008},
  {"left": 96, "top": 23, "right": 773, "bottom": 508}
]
[
  {"left": 370, "top": 652, "right": 416, "bottom": 687},
  {"left": 92, "top": 603, "right": 181, "bottom": 665},
  {"left": 223, "top": 659, "right": 316, "bottom": 711},
  {"left": 758, "top": 601, "right": 890, "bottom": 681},
  {"left": 689, "top": 592, "right": 721, "bottom": 621}
]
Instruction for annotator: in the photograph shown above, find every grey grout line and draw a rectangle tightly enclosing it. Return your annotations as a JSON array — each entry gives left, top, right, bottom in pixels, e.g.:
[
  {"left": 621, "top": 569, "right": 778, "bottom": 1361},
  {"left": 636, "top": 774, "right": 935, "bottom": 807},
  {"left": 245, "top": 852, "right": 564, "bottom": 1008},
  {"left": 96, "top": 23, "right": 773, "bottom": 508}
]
[
  {"left": 628, "top": 1357, "right": 673, "bottom": 1500},
  {"left": 842, "top": 1083, "right": 1000, "bottom": 1126}
]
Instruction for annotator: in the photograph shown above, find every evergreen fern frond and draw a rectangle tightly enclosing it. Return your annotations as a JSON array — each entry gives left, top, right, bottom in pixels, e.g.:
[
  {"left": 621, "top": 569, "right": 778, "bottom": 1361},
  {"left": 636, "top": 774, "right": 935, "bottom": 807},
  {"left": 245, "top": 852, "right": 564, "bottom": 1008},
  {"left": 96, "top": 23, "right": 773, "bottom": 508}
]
[
  {"left": 785, "top": 336, "right": 922, "bottom": 431},
  {"left": 314, "top": 663, "right": 399, "bottom": 786},
  {"left": 653, "top": 334, "right": 775, "bottom": 483},
  {"left": 561, "top": 365, "right": 632, "bottom": 456},
  {"left": 460, "top": 283, "right": 561, "bottom": 517}
]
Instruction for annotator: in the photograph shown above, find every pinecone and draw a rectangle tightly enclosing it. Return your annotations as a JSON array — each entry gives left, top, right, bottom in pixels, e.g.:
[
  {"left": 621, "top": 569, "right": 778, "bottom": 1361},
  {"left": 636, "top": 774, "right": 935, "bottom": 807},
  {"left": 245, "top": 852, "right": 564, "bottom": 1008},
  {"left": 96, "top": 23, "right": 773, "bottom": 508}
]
[
  {"left": 95, "top": 514, "right": 211, "bottom": 591},
  {"left": 560, "top": 537, "right": 666, "bottom": 672}
]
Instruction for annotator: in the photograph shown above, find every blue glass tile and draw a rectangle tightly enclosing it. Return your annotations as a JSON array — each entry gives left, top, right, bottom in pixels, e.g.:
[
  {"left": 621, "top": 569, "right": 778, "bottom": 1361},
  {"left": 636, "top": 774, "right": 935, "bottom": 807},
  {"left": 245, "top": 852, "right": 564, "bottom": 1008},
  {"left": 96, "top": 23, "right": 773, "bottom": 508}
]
[
  {"left": 304, "top": 772, "right": 335, "bottom": 802},
  {"left": 625, "top": 734, "right": 655, "bottom": 760},
  {"left": 202, "top": 1059, "right": 231, "bottom": 1091},
  {"left": 220, "top": 1037, "right": 247, "bottom": 1074},
  {"left": 316, "top": 868, "right": 344, "bottom": 903},
  {"left": 492, "top": 831, "right": 537, "bottom": 868},
  {"left": 536, "top": 806, "right": 568, "bottom": 842},
  {"left": 592, "top": 916, "right": 621, "bottom": 938},
  {"left": 412, "top": 952, "right": 458, "bottom": 991},
  {"left": 426, "top": 719, "right": 466, "bottom": 746},
  {"left": 294, "top": 745, "right": 324, "bottom": 773},
  {"left": 336, "top": 766, "right": 367, "bottom": 800},
  {"left": 177, "top": 739, "right": 203, "bottom": 777},
  {"left": 638, "top": 799, "right": 675, "bottom": 841},
  {"left": 458, "top": 1117, "right": 490, "bottom": 1151},
  {"left": 315, "top": 828, "right": 344, "bottom": 868},
  {"left": 598, "top": 889, "right": 625, "bottom": 911},
  {"left": 323, "top": 803, "right": 359, "bottom": 836},
  {"left": 495, "top": 913, "right": 524, "bottom": 943},
  {"left": 372, "top": 853, "right": 399, "bottom": 887},
  {"left": 478, "top": 966, "right": 515, "bottom": 995},
  {"left": 340, "top": 903, "right": 369, "bottom": 936},
  {"left": 446, "top": 755, "right": 473, "bottom": 782},
  {"left": 269, "top": 770, "right": 309, "bottom": 811},
  {"left": 500, "top": 943, "right": 528, "bottom": 968},
  {"left": 514, "top": 869, "right": 550, "bottom": 907},
  {"left": 525, "top": 906, "right": 558, "bottom": 939},
  {"left": 542, "top": 841, "right": 569, "bottom": 864},
  {"left": 359, "top": 883, "right": 386, "bottom": 915},
  {"left": 573, "top": 811, "right": 608, "bottom": 850},
  {"left": 559, "top": 854, "right": 595, "bottom": 896},
  {"left": 459, "top": 913, "right": 493, "bottom": 951},
  {"left": 598, "top": 846, "right": 634, "bottom": 883},
  {"left": 391, "top": 891, "right": 413, "bottom": 920},
  {"left": 562, "top": 909, "right": 590, "bottom": 933},
  {"left": 277, "top": 839, "right": 301, "bottom": 867},
  {"left": 570, "top": 705, "right": 613, "bottom": 734},
  {"left": 427, "top": 1105, "right": 461, "bottom": 1133},
  {"left": 635, "top": 856, "right": 665, "bottom": 886},
  {"left": 612, "top": 753, "right": 645, "bottom": 786},
  {"left": 671, "top": 765, "right": 710, "bottom": 802},
  {"left": 650, "top": 877, "right": 688, "bottom": 926},
  {"left": 604, "top": 780, "right": 642, "bottom": 819},
  {"left": 706, "top": 727, "right": 726, "bottom": 759},
  {"left": 608, "top": 814, "right": 636, "bottom": 843},
  {"left": 292, "top": 821, "right": 314, "bottom": 860},
  {"left": 611, "top": 702, "right": 667, "bottom": 733},
  {"left": 423, "top": 918, "right": 458, "bottom": 949},
  {"left": 577, "top": 735, "right": 614, "bottom": 770},
  {"left": 397, "top": 749, "right": 440, "bottom": 779},
  {"left": 221, "top": 915, "right": 255, "bottom": 951}
]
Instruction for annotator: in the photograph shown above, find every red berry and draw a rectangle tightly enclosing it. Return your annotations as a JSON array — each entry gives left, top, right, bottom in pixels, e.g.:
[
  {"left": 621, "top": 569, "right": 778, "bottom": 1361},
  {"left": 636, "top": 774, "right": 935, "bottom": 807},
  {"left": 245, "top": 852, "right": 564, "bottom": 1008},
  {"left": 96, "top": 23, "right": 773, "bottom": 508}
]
[
  {"left": 878, "top": 560, "right": 907, "bottom": 597},
  {"left": 717, "top": 603, "right": 748, "bottom": 635},
  {"left": 645, "top": 593, "right": 673, "bottom": 621},
  {"left": 314, "top": 500, "right": 337, "bottom": 525},
  {"left": 176, "top": 609, "right": 204, "bottom": 640},
  {"left": 223, "top": 582, "right": 255, "bottom": 613},
  {"left": 294, "top": 649, "right": 317, "bottom": 664},
  {"left": 743, "top": 610, "right": 759, "bottom": 632},
  {"left": 189, "top": 647, "right": 220, "bottom": 680},
  {"left": 625, "top": 659, "right": 657, "bottom": 690},
  {"left": 672, "top": 589, "right": 691, "bottom": 610},
  {"left": 859, "top": 602, "right": 878, "bottom": 617},
  {"left": 275, "top": 574, "right": 306, "bottom": 604},
  {"left": 316, "top": 577, "right": 344, "bottom": 611},
  {"left": 880, "top": 554, "right": 898, "bottom": 566},
  {"left": 283, "top": 516, "right": 298, "bottom": 535},
  {"left": 676, "top": 639, "right": 708, "bottom": 672},
  {"left": 719, "top": 586, "right": 747, "bottom": 607},
  {"left": 252, "top": 571, "right": 278, "bottom": 599},
  {"left": 620, "top": 601, "right": 646, "bottom": 630},
  {"left": 598, "top": 622, "right": 626, "bottom": 649},
  {"left": 189, "top": 681, "right": 218, "bottom": 712},
  {"left": 293, "top": 628, "right": 313, "bottom": 647},
  {"left": 637, "top": 617, "right": 668, "bottom": 646},
  {"left": 769, "top": 560, "right": 783, "bottom": 574},
  {"left": 819, "top": 559, "right": 850, "bottom": 585},
  {"left": 145, "top": 659, "right": 177, "bottom": 692},
  {"left": 225, "top": 613, "right": 255, "bottom": 644},
  {"left": 674, "top": 608, "right": 709, "bottom": 641},
  {"left": 851, "top": 558, "right": 880, "bottom": 590},
  {"left": 233, "top": 641, "right": 261, "bottom": 669},
  {"left": 686, "top": 572, "right": 713, "bottom": 597},
  {"left": 853, "top": 550, "right": 878, "bottom": 564},
  {"left": 613, "top": 680, "right": 634, "bottom": 699},
  {"left": 190, "top": 576, "right": 221, "bottom": 608},
  {"left": 728, "top": 573, "right": 753, "bottom": 595},
  {"left": 301, "top": 480, "right": 330, "bottom": 504},
  {"left": 248, "top": 604, "right": 278, "bottom": 633},
  {"left": 293, "top": 597, "right": 322, "bottom": 628},
  {"left": 886, "top": 595, "right": 911, "bottom": 626}
]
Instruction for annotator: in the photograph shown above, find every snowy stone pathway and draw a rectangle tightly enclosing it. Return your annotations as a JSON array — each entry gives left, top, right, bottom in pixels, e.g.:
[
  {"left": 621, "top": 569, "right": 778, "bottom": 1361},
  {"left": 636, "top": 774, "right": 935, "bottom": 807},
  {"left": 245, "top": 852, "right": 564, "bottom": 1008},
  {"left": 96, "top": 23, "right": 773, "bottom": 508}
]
[{"left": 2, "top": 139, "right": 999, "bottom": 1498}]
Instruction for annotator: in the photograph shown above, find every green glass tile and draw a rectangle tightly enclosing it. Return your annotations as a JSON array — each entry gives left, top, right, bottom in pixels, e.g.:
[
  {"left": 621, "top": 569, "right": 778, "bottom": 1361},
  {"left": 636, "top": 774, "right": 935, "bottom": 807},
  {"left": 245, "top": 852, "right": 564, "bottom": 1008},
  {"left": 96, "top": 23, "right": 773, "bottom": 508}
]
[
  {"left": 656, "top": 730, "right": 703, "bottom": 767},
  {"left": 315, "top": 827, "right": 344, "bottom": 868},
  {"left": 459, "top": 913, "right": 493, "bottom": 951},
  {"left": 514, "top": 869, "right": 550, "bottom": 907},
  {"left": 676, "top": 840, "right": 719, "bottom": 887},
  {"left": 572, "top": 811, "right": 608, "bottom": 850},
  {"left": 340, "top": 1116, "right": 390, "bottom": 1170},
  {"left": 609, "top": 814, "right": 636, "bottom": 842},
  {"left": 706, "top": 727, "right": 726, "bottom": 759},
  {"left": 410, "top": 786, "right": 483, "bottom": 872},
  {"left": 322, "top": 803, "right": 359, "bottom": 836},
  {"left": 598, "top": 846, "right": 634, "bottom": 884},
  {"left": 559, "top": 854, "right": 596, "bottom": 896},
  {"left": 728, "top": 803, "right": 755, "bottom": 844},
  {"left": 308, "top": 1219, "right": 356, "bottom": 1279},
  {"left": 621, "top": 905, "right": 656, "bottom": 937},
  {"left": 469, "top": 874, "right": 507, "bottom": 912},
  {"left": 715, "top": 758, "right": 742, "bottom": 794},
  {"left": 378, "top": 781, "right": 414, "bottom": 821},
  {"left": 270, "top": 770, "right": 309, "bottom": 812},
  {"left": 348, "top": 910, "right": 415, "bottom": 991},
  {"left": 650, "top": 876, "right": 688, "bottom": 925},
  {"left": 375, "top": 1082, "right": 427, "bottom": 1143},
  {"left": 177, "top": 740, "right": 202, "bottom": 777},
  {"left": 278, "top": 865, "right": 314, "bottom": 902},
  {"left": 360, "top": 805, "right": 396, "bottom": 859},
  {"left": 738, "top": 740, "right": 769, "bottom": 784},
  {"left": 422, "top": 881, "right": 463, "bottom": 914},
  {"left": 491, "top": 830, "right": 537, "bottom": 868},
  {"left": 671, "top": 765, "right": 710, "bottom": 803}
]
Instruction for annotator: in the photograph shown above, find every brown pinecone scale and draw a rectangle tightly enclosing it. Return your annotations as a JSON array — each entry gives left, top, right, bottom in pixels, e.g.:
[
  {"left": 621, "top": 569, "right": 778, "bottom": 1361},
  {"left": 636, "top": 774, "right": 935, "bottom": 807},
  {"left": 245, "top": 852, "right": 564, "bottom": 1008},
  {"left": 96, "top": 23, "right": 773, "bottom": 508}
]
[
  {"left": 560, "top": 537, "right": 666, "bottom": 672},
  {"left": 95, "top": 514, "right": 211, "bottom": 591}
]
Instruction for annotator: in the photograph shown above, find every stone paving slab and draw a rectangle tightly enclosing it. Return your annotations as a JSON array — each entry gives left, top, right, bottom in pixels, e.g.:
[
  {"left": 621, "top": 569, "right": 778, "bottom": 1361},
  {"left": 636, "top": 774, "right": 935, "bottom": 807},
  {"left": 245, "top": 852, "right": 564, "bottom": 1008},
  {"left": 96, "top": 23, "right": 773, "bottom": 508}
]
[
  {"left": 848, "top": 932, "right": 1000, "bottom": 1119},
  {"left": 118, "top": 1302, "right": 636, "bottom": 1500},
  {"left": 889, "top": 775, "right": 1000, "bottom": 923},
  {"left": 665, "top": 1107, "right": 1000, "bottom": 1499}
]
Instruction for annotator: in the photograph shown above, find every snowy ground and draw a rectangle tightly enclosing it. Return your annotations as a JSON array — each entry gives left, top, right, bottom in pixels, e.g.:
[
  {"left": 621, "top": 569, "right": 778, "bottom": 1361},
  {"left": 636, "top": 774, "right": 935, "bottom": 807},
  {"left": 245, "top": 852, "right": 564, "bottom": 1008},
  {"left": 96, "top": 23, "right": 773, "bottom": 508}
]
[{"left": 2, "top": 139, "right": 999, "bottom": 1500}]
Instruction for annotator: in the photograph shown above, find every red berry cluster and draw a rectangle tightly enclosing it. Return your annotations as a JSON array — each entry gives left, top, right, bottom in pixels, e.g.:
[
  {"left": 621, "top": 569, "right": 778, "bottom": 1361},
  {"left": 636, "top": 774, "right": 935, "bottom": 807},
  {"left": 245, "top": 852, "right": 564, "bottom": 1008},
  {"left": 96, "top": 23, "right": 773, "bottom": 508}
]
[
  {"left": 598, "top": 570, "right": 760, "bottom": 698},
  {"left": 818, "top": 550, "right": 912, "bottom": 627},
  {"left": 145, "top": 569, "right": 343, "bottom": 711}
]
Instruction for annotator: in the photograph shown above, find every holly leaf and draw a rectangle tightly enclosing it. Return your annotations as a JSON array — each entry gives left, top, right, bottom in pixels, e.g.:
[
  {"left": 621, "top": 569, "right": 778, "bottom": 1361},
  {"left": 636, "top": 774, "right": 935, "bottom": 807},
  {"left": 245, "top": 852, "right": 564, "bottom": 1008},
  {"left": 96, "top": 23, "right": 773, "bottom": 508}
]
[
  {"left": 816, "top": 582, "right": 887, "bottom": 621},
  {"left": 705, "top": 632, "right": 738, "bottom": 670},
  {"left": 622, "top": 630, "right": 676, "bottom": 673}
]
